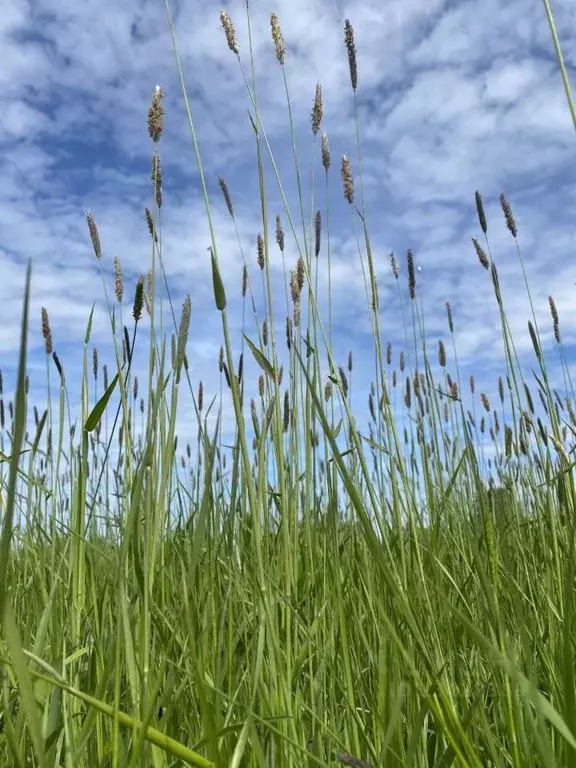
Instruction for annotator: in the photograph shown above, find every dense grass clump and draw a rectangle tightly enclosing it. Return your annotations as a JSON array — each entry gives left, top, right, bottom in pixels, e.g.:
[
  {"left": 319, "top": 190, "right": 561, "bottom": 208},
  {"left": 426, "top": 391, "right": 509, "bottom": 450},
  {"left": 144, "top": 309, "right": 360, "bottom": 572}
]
[{"left": 1, "top": 3, "right": 576, "bottom": 767}]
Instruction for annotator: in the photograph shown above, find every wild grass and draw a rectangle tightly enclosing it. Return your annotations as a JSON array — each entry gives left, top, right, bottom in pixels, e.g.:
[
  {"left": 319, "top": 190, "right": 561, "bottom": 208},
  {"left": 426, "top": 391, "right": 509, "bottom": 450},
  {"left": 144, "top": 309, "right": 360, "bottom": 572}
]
[{"left": 1, "top": 2, "right": 576, "bottom": 767}]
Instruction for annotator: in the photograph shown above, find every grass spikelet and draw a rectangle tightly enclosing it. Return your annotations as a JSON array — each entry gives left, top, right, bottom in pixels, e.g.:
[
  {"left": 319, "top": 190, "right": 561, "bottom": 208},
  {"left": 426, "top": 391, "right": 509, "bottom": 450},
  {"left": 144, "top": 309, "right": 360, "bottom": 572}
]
[
  {"left": 286, "top": 316, "right": 292, "bottom": 350},
  {"left": 321, "top": 132, "right": 331, "bottom": 171},
  {"left": 445, "top": 302, "right": 453, "bottom": 333},
  {"left": 390, "top": 252, "right": 399, "bottom": 279},
  {"left": 400, "top": 351, "right": 405, "bottom": 372},
  {"left": 198, "top": 381, "right": 203, "bottom": 411},
  {"left": 145, "top": 207, "right": 157, "bottom": 243},
  {"left": 133, "top": 276, "right": 144, "bottom": 322},
  {"left": 549, "top": 295, "right": 560, "bottom": 343},
  {"left": 93, "top": 348, "right": 98, "bottom": 379},
  {"left": 283, "top": 390, "right": 290, "bottom": 432},
  {"left": 407, "top": 249, "right": 416, "bottom": 300},
  {"left": 344, "top": 19, "right": 358, "bottom": 91},
  {"left": 241, "top": 265, "right": 247, "bottom": 297},
  {"left": 438, "top": 340, "right": 446, "bottom": 367},
  {"left": 471, "top": 237, "right": 489, "bottom": 269},
  {"left": 498, "top": 376, "right": 504, "bottom": 403},
  {"left": 386, "top": 343, "right": 392, "bottom": 365},
  {"left": 176, "top": 295, "right": 191, "bottom": 380},
  {"left": 324, "top": 380, "right": 332, "bottom": 401},
  {"left": 339, "top": 366, "right": 349, "bottom": 398},
  {"left": 85, "top": 209, "right": 102, "bottom": 260},
  {"left": 475, "top": 190, "right": 487, "bottom": 234},
  {"left": 270, "top": 13, "right": 285, "bottom": 64},
  {"left": 275, "top": 214, "right": 285, "bottom": 252},
  {"left": 528, "top": 320, "right": 542, "bottom": 362},
  {"left": 311, "top": 83, "right": 323, "bottom": 135},
  {"left": 315, "top": 210, "right": 321, "bottom": 257},
  {"left": 500, "top": 193, "right": 517, "bottom": 238},
  {"left": 151, "top": 153, "right": 163, "bottom": 207},
  {"left": 341, "top": 155, "right": 354, "bottom": 205},
  {"left": 114, "top": 256, "right": 123, "bottom": 302},
  {"left": 41, "top": 308, "right": 53, "bottom": 355},
  {"left": 52, "top": 352, "right": 63, "bottom": 378},
  {"left": 220, "top": 11, "right": 239, "bottom": 55},
  {"left": 257, "top": 234, "right": 265, "bottom": 271},
  {"left": 481, "top": 392, "right": 491, "bottom": 413},
  {"left": 147, "top": 85, "right": 164, "bottom": 143},
  {"left": 218, "top": 176, "right": 234, "bottom": 218}
]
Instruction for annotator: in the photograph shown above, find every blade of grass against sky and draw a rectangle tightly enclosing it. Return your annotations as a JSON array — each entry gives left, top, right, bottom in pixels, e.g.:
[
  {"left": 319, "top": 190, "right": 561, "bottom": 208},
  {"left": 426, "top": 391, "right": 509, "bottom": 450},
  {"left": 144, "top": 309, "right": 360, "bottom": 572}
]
[{"left": 0, "top": 1, "right": 576, "bottom": 767}]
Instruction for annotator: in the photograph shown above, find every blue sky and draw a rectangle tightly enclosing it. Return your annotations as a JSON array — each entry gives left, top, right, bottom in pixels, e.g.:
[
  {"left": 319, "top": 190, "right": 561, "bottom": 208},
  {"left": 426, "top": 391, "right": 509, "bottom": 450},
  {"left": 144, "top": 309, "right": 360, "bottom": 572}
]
[{"left": 1, "top": 0, "right": 576, "bottom": 460}]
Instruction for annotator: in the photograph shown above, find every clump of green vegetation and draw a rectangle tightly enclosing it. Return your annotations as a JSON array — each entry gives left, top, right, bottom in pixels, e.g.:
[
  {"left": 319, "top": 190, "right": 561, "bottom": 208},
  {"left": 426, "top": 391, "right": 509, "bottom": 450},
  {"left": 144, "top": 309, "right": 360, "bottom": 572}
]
[{"left": 1, "top": 3, "right": 576, "bottom": 767}]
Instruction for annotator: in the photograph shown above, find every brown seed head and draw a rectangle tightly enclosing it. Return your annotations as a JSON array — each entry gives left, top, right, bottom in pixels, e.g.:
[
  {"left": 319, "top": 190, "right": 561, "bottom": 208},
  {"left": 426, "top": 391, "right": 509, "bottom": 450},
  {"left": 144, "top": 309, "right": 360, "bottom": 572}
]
[
  {"left": 311, "top": 83, "right": 323, "bottom": 135},
  {"left": 390, "top": 252, "right": 399, "bottom": 280},
  {"left": 258, "top": 374, "right": 264, "bottom": 397},
  {"left": 218, "top": 176, "right": 234, "bottom": 218},
  {"left": 151, "top": 154, "right": 163, "bottom": 207},
  {"left": 93, "top": 348, "right": 98, "bottom": 379},
  {"left": 438, "top": 340, "right": 446, "bottom": 367},
  {"left": 257, "top": 234, "right": 265, "bottom": 270},
  {"left": 528, "top": 321, "right": 541, "bottom": 362},
  {"left": 500, "top": 193, "right": 517, "bottom": 238},
  {"left": 241, "top": 264, "right": 248, "bottom": 298},
  {"left": 262, "top": 319, "right": 268, "bottom": 347},
  {"left": 344, "top": 19, "right": 358, "bottom": 91},
  {"left": 474, "top": 191, "right": 487, "bottom": 234},
  {"left": 283, "top": 390, "right": 290, "bottom": 432},
  {"left": 481, "top": 392, "right": 490, "bottom": 412},
  {"left": 321, "top": 132, "right": 331, "bottom": 171},
  {"left": 270, "top": 13, "right": 285, "bottom": 64},
  {"left": 549, "top": 295, "right": 560, "bottom": 343},
  {"left": 324, "top": 380, "right": 332, "bottom": 401},
  {"left": 218, "top": 346, "right": 224, "bottom": 373},
  {"left": 148, "top": 85, "right": 164, "bottom": 143},
  {"left": 41, "top": 308, "right": 53, "bottom": 355},
  {"left": 85, "top": 210, "right": 102, "bottom": 260},
  {"left": 296, "top": 256, "right": 305, "bottom": 293},
  {"left": 275, "top": 214, "right": 284, "bottom": 253},
  {"left": 341, "top": 155, "right": 354, "bottom": 205},
  {"left": 406, "top": 249, "right": 416, "bottom": 300},
  {"left": 315, "top": 210, "right": 321, "bottom": 257},
  {"left": 472, "top": 237, "right": 489, "bottom": 269},
  {"left": 114, "top": 256, "right": 123, "bottom": 302},
  {"left": 400, "top": 351, "right": 405, "bottom": 372},
  {"left": 339, "top": 366, "right": 349, "bottom": 398},
  {"left": 145, "top": 207, "right": 157, "bottom": 242},
  {"left": 286, "top": 315, "right": 292, "bottom": 350},
  {"left": 445, "top": 302, "right": 453, "bottom": 333},
  {"left": 133, "top": 277, "right": 144, "bottom": 322},
  {"left": 220, "top": 11, "right": 239, "bottom": 54}
]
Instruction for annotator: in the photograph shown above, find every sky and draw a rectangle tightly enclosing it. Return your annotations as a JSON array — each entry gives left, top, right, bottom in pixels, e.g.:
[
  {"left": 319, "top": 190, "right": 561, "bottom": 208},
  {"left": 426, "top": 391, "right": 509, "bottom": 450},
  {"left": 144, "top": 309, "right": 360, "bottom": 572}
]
[{"left": 1, "top": 0, "right": 576, "bottom": 479}]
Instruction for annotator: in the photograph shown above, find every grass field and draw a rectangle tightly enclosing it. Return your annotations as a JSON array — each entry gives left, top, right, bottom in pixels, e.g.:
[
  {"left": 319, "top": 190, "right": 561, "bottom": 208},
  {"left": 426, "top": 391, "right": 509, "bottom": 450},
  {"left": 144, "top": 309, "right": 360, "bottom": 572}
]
[{"left": 1, "top": 2, "right": 576, "bottom": 766}]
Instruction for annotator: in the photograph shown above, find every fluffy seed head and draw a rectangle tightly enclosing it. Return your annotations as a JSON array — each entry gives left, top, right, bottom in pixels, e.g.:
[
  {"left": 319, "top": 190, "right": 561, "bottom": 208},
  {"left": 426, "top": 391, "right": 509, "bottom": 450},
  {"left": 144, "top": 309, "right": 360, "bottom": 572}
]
[
  {"left": 407, "top": 249, "right": 416, "bottom": 300},
  {"left": 218, "top": 176, "right": 234, "bottom": 218},
  {"left": 114, "top": 256, "right": 123, "bottom": 302},
  {"left": 85, "top": 210, "right": 102, "bottom": 260},
  {"left": 220, "top": 11, "right": 239, "bottom": 54},
  {"left": 270, "top": 13, "right": 285, "bottom": 64},
  {"left": 500, "top": 193, "right": 517, "bottom": 238},
  {"left": 151, "top": 154, "right": 163, "bottom": 207},
  {"left": 344, "top": 19, "right": 358, "bottom": 91},
  {"left": 257, "top": 234, "right": 265, "bottom": 270},
  {"left": 549, "top": 295, "right": 560, "bottom": 343},
  {"left": 241, "top": 265, "right": 248, "bottom": 297},
  {"left": 341, "top": 155, "right": 354, "bottom": 204},
  {"left": 438, "top": 340, "right": 446, "bottom": 367},
  {"left": 475, "top": 191, "right": 487, "bottom": 234},
  {"left": 472, "top": 237, "right": 489, "bottom": 269},
  {"left": 41, "top": 308, "right": 53, "bottom": 355},
  {"left": 445, "top": 302, "right": 453, "bottom": 333},
  {"left": 275, "top": 214, "right": 284, "bottom": 253},
  {"left": 311, "top": 83, "right": 323, "bottom": 135},
  {"left": 133, "top": 277, "right": 144, "bottom": 322},
  {"left": 321, "top": 132, "right": 331, "bottom": 171},
  {"left": 147, "top": 85, "right": 164, "bottom": 143}
]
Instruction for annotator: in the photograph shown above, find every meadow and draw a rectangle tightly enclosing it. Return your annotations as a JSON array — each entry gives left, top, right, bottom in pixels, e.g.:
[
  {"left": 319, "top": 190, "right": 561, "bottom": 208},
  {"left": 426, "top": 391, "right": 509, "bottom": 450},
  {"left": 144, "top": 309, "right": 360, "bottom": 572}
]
[{"left": 1, "top": 2, "right": 576, "bottom": 766}]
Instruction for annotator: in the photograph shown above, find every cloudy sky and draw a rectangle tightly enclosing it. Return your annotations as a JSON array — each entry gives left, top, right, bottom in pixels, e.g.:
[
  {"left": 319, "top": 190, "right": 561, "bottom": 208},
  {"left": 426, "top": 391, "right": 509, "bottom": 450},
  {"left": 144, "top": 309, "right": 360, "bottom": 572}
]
[{"left": 1, "top": 0, "right": 575, "bottom": 470}]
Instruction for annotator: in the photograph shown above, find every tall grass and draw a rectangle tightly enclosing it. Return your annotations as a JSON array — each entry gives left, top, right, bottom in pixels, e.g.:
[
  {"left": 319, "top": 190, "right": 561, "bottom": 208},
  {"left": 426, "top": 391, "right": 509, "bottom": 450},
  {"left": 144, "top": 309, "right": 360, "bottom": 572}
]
[{"left": 1, "top": 2, "right": 576, "bottom": 767}]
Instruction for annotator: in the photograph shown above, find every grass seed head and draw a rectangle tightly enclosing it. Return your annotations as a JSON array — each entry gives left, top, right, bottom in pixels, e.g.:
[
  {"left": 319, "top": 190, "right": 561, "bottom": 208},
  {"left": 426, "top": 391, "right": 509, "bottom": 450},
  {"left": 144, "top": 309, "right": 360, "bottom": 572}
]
[
  {"left": 500, "top": 193, "right": 517, "bottom": 238},
  {"left": 220, "top": 11, "right": 239, "bottom": 55},
  {"left": 471, "top": 237, "right": 489, "bottom": 269},
  {"left": 321, "top": 132, "right": 331, "bottom": 171},
  {"left": 41, "top": 308, "right": 53, "bottom": 355},
  {"left": 114, "top": 256, "right": 123, "bottom": 302},
  {"left": 275, "top": 214, "right": 285, "bottom": 253},
  {"left": 475, "top": 191, "right": 487, "bottom": 234},
  {"left": 315, "top": 210, "right": 322, "bottom": 257},
  {"left": 407, "top": 249, "right": 416, "bottom": 299},
  {"left": 549, "top": 295, "right": 560, "bottom": 343},
  {"left": 341, "top": 155, "right": 354, "bottom": 205},
  {"left": 148, "top": 85, "right": 164, "bottom": 143},
  {"left": 311, "top": 83, "right": 323, "bottom": 135},
  {"left": 344, "top": 19, "right": 358, "bottom": 91},
  {"left": 257, "top": 234, "right": 265, "bottom": 270},
  {"left": 85, "top": 209, "right": 102, "bottom": 260},
  {"left": 270, "top": 13, "right": 285, "bottom": 64},
  {"left": 218, "top": 176, "right": 234, "bottom": 218}
]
